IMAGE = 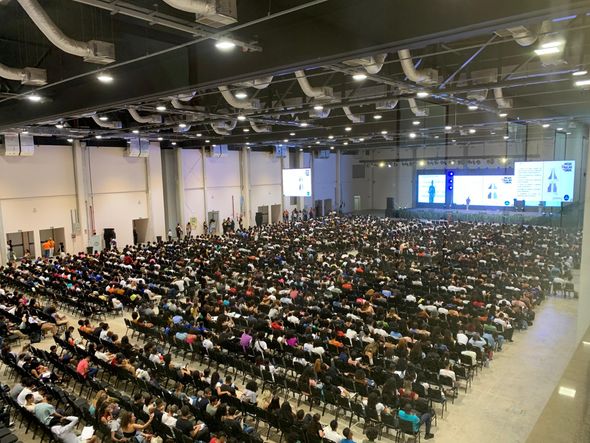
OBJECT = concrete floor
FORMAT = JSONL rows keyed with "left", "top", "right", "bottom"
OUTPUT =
{"left": 2, "top": 293, "right": 580, "bottom": 443}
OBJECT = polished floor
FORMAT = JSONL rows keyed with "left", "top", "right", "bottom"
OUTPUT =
{"left": 2, "top": 293, "right": 580, "bottom": 443}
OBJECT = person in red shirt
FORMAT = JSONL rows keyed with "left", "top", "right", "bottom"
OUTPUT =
{"left": 76, "top": 356, "right": 98, "bottom": 379}
{"left": 210, "top": 432, "right": 227, "bottom": 443}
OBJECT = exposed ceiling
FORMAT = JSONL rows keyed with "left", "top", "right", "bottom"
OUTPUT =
{"left": 0, "top": 0, "right": 589, "bottom": 152}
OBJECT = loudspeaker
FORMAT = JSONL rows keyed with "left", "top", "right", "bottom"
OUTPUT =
{"left": 386, "top": 197, "right": 394, "bottom": 209}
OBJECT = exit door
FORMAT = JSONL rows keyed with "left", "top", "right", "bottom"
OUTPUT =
{"left": 353, "top": 195, "right": 361, "bottom": 212}
{"left": 207, "top": 211, "right": 219, "bottom": 234}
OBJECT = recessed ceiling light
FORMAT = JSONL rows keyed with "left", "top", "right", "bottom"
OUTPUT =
{"left": 243, "top": 128, "right": 250, "bottom": 133}
{"left": 379, "top": 161, "right": 385, "bottom": 168}
{"left": 409, "top": 132, "right": 417, "bottom": 139}
{"left": 27, "top": 94, "right": 42, "bottom": 102}
{"left": 503, "top": 135, "right": 509, "bottom": 140}
{"left": 157, "top": 137, "right": 163, "bottom": 141}
{"left": 246, "top": 142, "right": 250, "bottom": 145}
{"left": 132, "top": 130, "right": 139, "bottom": 134}
{"left": 469, "top": 128, "right": 476, "bottom": 134}
{"left": 283, "top": 139, "right": 289, "bottom": 142}
{"left": 573, "top": 70, "right": 588, "bottom": 76}
{"left": 434, "top": 135, "right": 439, "bottom": 139}
{"left": 444, "top": 126, "right": 452, "bottom": 131}
{"left": 359, "top": 137, "right": 365, "bottom": 142}
{"left": 345, "top": 126, "right": 352, "bottom": 132}
{"left": 290, "top": 132, "right": 295, "bottom": 136}
{"left": 55, "top": 123, "right": 64, "bottom": 129}
{"left": 205, "top": 139, "right": 210, "bottom": 143}
{"left": 418, "top": 160, "right": 425, "bottom": 166}
{"left": 328, "top": 135, "right": 334, "bottom": 139}
{"left": 67, "top": 138, "right": 73, "bottom": 143}
{"left": 95, "top": 135, "right": 102, "bottom": 139}
{"left": 234, "top": 91, "right": 248, "bottom": 99}
{"left": 490, "top": 132, "right": 496, "bottom": 135}
{"left": 542, "top": 124, "right": 550, "bottom": 128}
{"left": 171, "top": 142, "right": 177, "bottom": 146}
{"left": 21, "top": 130, "right": 28, "bottom": 134}
{"left": 416, "top": 91, "right": 429, "bottom": 98}
{"left": 99, "top": 116, "right": 108, "bottom": 121}
{"left": 381, "top": 130, "right": 388, "bottom": 135}
{"left": 156, "top": 105, "right": 166, "bottom": 111}
{"left": 313, "top": 104, "right": 324, "bottom": 111}
{"left": 567, "top": 132, "right": 572, "bottom": 135}
{"left": 352, "top": 73, "right": 368, "bottom": 81}
{"left": 315, "top": 141, "right": 320, "bottom": 144}
{"left": 575, "top": 79, "right": 590, "bottom": 87}
{"left": 468, "top": 105, "right": 479, "bottom": 111}
{"left": 412, "top": 120, "right": 420, "bottom": 126}
{"left": 499, "top": 113, "right": 508, "bottom": 118}
{"left": 330, "top": 146, "right": 335, "bottom": 150}
{"left": 373, "top": 114, "right": 382, "bottom": 120}
{"left": 343, "top": 141, "right": 348, "bottom": 145}
{"left": 179, "top": 123, "right": 187, "bottom": 128}
{"left": 452, "top": 139, "right": 456, "bottom": 142}
{"left": 300, "top": 122, "right": 308, "bottom": 127}
{"left": 237, "top": 115, "right": 246, "bottom": 121}
{"left": 450, "top": 161, "right": 455, "bottom": 165}
{"left": 196, "top": 133, "right": 202, "bottom": 137}
{"left": 97, "top": 73, "right": 113, "bottom": 83}
{"left": 215, "top": 40, "right": 236, "bottom": 51}
{"left": 387, "top": 163, "right": 392, "bottom": 168}
{"left": 501, "top": 157, "right": 507, "bottom": 163}
{"left": 557, "top": 127, "right": 564, "bottom": 131}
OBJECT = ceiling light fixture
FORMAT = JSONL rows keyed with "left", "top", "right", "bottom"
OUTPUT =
{"left": 534, "top": 46, "right": 561, "bottom": 56}
{"left": 444, "top": 126, "right": 452, "bottom": 131}
{"left": 352, "top": 73, "right": 368, "bottom": 81}
{"left": 557, "top": 127, "right": 564, "bottom": 131}
{"left": 503, "top": 135, "right": 509, "bottom": 140}
{"left": 246, "top": 142, "right": 250, "bottom": 145}
{"left": 358, "top": 137, "right": 365, "bottom": 142}
{"left": 373, "top": 114, "right": 382, "bottom": 120}
{"left": 328, "top": 135, "right": 334, "bottom": 139}
{"left": 156, "top": 105, "right": 166, "bottom": 111}
{"left": 412, "top": 120, "right": 420, "bottom": 126}
{"left": 434, "top": 135, "right": 439, "bottom": 139}
{"left": 237, "top": 115, "right": 247, "bottom": 121}
{"left": 575, "top": 79, "right": 590, "bottom": 87}
{"left": 469, "top": 128, "right": 476, "bottom": 134}
{"left": 379, "top": 161, "right": 385, "bottom": 168}
{"left": 97, "top": 73, "right": 113, "bottom": 83}
{"left": 21, "top": 130, "right": 29, "bottom": 134}
{"left": 315, "top": 141, "right": 320, "bottom": 144}
{"left": 409, "top": 132, "right": 417, "bottom": 139}
{"left": 542, "top": 123, "right": 550, "bottom": 128}
{"left": 179, "top": 123, "right": 187, "bottom": 128}
{"left": 299, "top": 148, "right": 303, "bottom": 152}
{"left": 416, "top": 91, "right": 429, "bottom": 98}
{"left": 55, "top": 123, "right": 64, "bottom": 129}
{"left": 343, "top": 141, "right": 348, "bottom": 145}
{"left": 499, "top": 113, "right": 508, "bottom": 118}
{"left": 300, "top": 122, "right": 308, "bottom": 127}
{"left": 290, "top": 132, "right": 295, "bottom": 136}
{"left": 171, "top": 142, "right": 177, "bottom": 146}
{"left": 27, "top": 94, "right": 42, "bottom": 102}
{"left": 573, "top": 70, "right": 588, "bottom": 76}
{"left": 95, "top": 135, "right": 102, "bottom": 139}
{"left": 132, "top": 130, "right": 139, "bottom": 134}
{"left": 196, "top": 133, "right": 202, "bottom": 137}
{"left": 313, "top": 104, "right": 324, "bottom": 111}
{"left": 345, "top": 127, "right": 352, "bottom": 132}
{"left": 99, "top": 116, "right": 108, "bottom": 121}
{"left": 205, "top": 139, "right": 210, "bottom": 143}
{"left": 67, "top": 138, "right": 73, "bottom": 143}
{"left": 501, "top": 157, "right": 508, "bottom": 163}
{"left": 468, "top": 105, "right": 479, "bottom": 111}
{"left": 157, "top": 137, "right": 163, "bottom": 141}
{"left": 234, "top": 91, "right": 248, "bottom": 99}
{"left": 283, "top": 139, "right": 289, "bottom": 142}
{"left": 243, "top": 128, "right": 250, "bottom": 133}
{"left": 418, "top": 160, "right": 425, "bottom": 166}
{"left": 330, "top": 146, "right": 335, "bottom": 150}
{"left": 381, "top": 130, "right": 388, "bottom": 135}
{"left": 215, "top": 40, "right": 236, "bottom": 51}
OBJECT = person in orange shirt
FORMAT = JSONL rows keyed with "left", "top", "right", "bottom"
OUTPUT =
{"left": 48, "top": 238, "right": 55, "bottom": 257}
{"left": 42, "top": 240, "right": 51, "bottom": 258}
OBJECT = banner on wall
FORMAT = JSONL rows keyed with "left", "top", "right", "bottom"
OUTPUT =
{"left": 189, "top": 217, "right": 198, "bottom": 229}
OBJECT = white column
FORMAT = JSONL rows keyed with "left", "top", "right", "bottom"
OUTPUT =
{"left": 297, "top": 150, "right": 305, "bottom": 211}
{"left": 0, "top": 201, "right": 6, "bottom": 265}
{"left": 175, "top": 148, "right": 186, "bottom": 228}
{"left": 146, "top": 142, "right": 167, "bottom": 241}
{"left": 241, "top": 147, "right": 251, "bottom": 227}
{"left": 577, "top": 127, "right": 590, "bottom": 341}
{"left": 72, "top": 140, "right": 90, "bottom": 251}
{"left": 201, "top": 148, "right": 209, "bottom": 234}
{"left": 281, "top": 155, "right": 289, "bottom": 211}
{"left": 335, "top": 150, "right": 341, "bottom": 209}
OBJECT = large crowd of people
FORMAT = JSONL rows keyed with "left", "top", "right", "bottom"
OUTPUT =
{"left": 0, "top": 215, "right": 580, "bottom": 443}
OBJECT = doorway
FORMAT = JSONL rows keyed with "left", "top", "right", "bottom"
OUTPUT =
{"left": 314, "top": 200, "right": 323, "bottom": 217}
{"left": 39, "top": 227, "right": 65, "bottom": 256}
{"left": 6, "top": 231, "right": 35, "bottom": 259}
{"left": 323, "top": 199, "right": 333, "bottom": 214}
{"left": 270, "top": 204, "right": 281, "bottom": 224}
{"left": 353, "top": 195, "right": 361, "bottom": 212}
{"left": 207, "top": 211, "right": 219, "bottom": 234}
{"left": 257, "top": 205, "right": 269, "bottom": 225}
{"left": 132, "top": 219, "right": 149, "bottom": 245}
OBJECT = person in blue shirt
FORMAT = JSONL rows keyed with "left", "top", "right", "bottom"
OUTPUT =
{"left": 340, "top": 427, "right": 356, "bottom": 443}
{"left": 398, "top": 403, "right": 434, "bottom": 439}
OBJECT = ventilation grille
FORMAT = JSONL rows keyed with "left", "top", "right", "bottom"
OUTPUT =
{"left": 352, "top": 164, "right": 366, "bottom": 179}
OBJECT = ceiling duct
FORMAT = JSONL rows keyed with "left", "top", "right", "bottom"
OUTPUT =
{"left": 162, "top": 0, "right": 238, "bottom": 28}
{"left": 342, "top": 106, "right": 365, "bottom": 123}
{"left": 211, "top": 119, "right": 236, "bottom": 135}
{"left": 235, "top": 76, "right": 273, "bottom": 90}
{"left": 249, "top": 120, "right": 271, "bottom": 133}
{"left": 0, "top": 63, "right": 46, "bottom": 85}
{"left": 17, "top": 0, "right": 115, "bottom": 64}
{"left": 375, "top": 99, "right": 399, "bottom": 110}
{"left": 176, "top": 92, "right": 196, "bottom": 102}
{"left": 493, "top": 88, "right": 512, "bottom": 109}
{"left": 91, "top": 114, "right": 122, "bottom": 129}
{"left": 309, "top": 107, "right": 331, "bottom": 118}
{"left": 343, "top": 53, "right": 387, "bottom": 74}
{"left": 407, "top": 98, "right": 428, "bottom": 116}
{"left": 294, "top": 70, "right": 334, "bottom": 99}
{"left": 496, "top": 25, "right": 538, "bottom": 46}
{"left": 128, "top": 108, "right": 162, "bottom": 124}
{"left": 398, "top": 49, "right": 438, "bottom": 85}
{"left": 467, "top": 68, "right": 497, "bottom": 102}
{"left": 536, "top": 21, "right": 566, "bottom": 66}
{"left": 218, "top": 86, "right": 260, "bottom": 110}
{"left": 170, "top": 99, "right": 206, "bottom": 119}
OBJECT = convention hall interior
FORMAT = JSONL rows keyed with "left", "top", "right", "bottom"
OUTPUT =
{"left": 0, "top": 0, "right": 589, "bottom": 442}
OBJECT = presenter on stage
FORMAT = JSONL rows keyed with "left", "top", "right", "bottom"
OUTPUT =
{"left": 428, "top": 180, "right": 436, "bottom": 204}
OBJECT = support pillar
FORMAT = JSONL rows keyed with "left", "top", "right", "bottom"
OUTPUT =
{"left": 146, "top": 142, "right": 166, "bottom": 242}
{"left": 335, "top": 150, "right": 342, "bottom": 210}
{"left": 175, "top": 148, "right": 186, "bottom": 229}
{"left": 241, "top": 147, "right": 251, "bottom": 227}
{"left": 201, "top": 148, "right": 209, "bottom": 234}
{"left": 577, "top": 127, "right": 590, "bottom": 341}
{"left": 72, "top": 140, "right": 90, "bottom": 251}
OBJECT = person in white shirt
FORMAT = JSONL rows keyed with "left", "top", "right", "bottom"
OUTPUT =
{"left": 323, "top": 419, "right": 341, "bottom": 443}
{"left": 439, "top": 362, "right": 456, "bottom": 382}
{"left": 162, "top": 405, "right": 178, "bottom": 428}
{"left": 17, "top": 383, "right": 43, "bottom": 406}
{"left": 51, "top": 416, "right": 97, "bottom": 443}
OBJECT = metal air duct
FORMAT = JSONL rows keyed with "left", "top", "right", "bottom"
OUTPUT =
{"left": 91, "top": 114, "right": 122, "bottom": 129}
{"left": 0, "top": 63, "right": 46, "bottom": 85}
{"left": 128, "top": 108, "right": 163, "bottom": 125}
{"left": 398, "top": 49, "right": 438, "bottom": 85}
{"left": 342, "top": 106, "right": 365, "bottom": 123}
{"left": 294, "top": 70, "right": 333, "bottom": 99}
{"left": 218, "top": 86, "right": 260, "bottom": 110}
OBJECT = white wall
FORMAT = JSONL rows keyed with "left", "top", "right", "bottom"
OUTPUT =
{"left": 249, "top": 151, "right": 282, "bottom": 223}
